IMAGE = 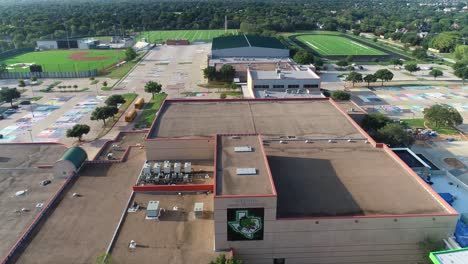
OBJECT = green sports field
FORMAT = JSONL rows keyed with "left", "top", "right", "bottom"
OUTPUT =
{"left": 297, "top": 34, "right": 387, "bottom": 56}
{"left": 0, "top": 49, "right": 125, "bottom": 72}
{"left": 140, "top": 29, "right": 238, "bottom": 43}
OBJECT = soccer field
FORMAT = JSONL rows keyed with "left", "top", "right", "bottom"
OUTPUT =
{"left": 0, "top": 49, "right": 125, "bottom": 72}
{"left": 297, "top": 34, "right": 387, "bottom": 56}
{"left": 140, "top": 29, "right": 238, "bottom": 43}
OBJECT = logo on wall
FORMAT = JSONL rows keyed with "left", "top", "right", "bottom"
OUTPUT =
{"left": 227, "top": 208, "right": 264, "bottom": 241}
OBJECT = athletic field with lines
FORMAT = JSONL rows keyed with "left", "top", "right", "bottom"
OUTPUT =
{"left": 0, "top": 50, "right": 125, "bottom": 72}
{"left": 140, "top": 29, "right": 238, "bottom": 43}
{"left": 297, "top": 34, "right": 387, "bottom": 56}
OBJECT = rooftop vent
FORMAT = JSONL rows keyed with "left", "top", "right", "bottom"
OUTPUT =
{"left": 236, "top": 168, "right": 257, "bottom": 175}
{"left": 234, "top": 146, "right": 253, "bottom": 152}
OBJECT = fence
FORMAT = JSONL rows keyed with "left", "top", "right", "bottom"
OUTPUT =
{"left": 0, "top": 69, "right": 98, "bottom": 79}
{"left": 0, "top": 47, "right": 35, "bottom": 61}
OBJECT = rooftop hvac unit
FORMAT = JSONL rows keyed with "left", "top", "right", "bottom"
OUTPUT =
{"left": 347, "top": 139, "right": 353, "bottom": 142}
{"left": 328, "top": 139, "right": 334, "bottom": 143}
{"left": 146, "top": 200, "right": 160, "bottom": 220}
{"left": 143, "top": 163, "right": 151, "bottom": 175}
{"left": 153, "top": 163, "right": 161, "bottom": 174}
{"left": 164, "top": 161, "right": 171, "bottom": 174}
{"left": 174, "top": 162, "right": 181, "bottom": 173}
{"left": 184, "top": 162, "right": 192, "bottom": 174}
{"left": 194, "top": 202, "right": 204, "bottom": 218}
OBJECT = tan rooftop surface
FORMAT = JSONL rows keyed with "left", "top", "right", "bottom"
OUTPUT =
{"left": 111, "top": 193, "right": 219, "bottom": 264}
{"left": 0, "top": 144, "right": 67, "bottom": 258}
{"left": 17, "top": 148, "right": 145, "bottom": 264}
{"left": 216, "top": 135, "right": 273, "bottom": 196}
{"left": 265, "top": 141, "right": 449, "bottom": 217}
{"left": 150, "top": 100, "right": 365, "bottom": 139}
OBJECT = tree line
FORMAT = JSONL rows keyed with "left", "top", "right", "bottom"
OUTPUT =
{"left": 0, "top": 0, "right": 466, "bottom": 51}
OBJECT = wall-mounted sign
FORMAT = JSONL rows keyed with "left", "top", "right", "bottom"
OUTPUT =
{"left": 227, "top": 208, "right": 264, "bottom": 241}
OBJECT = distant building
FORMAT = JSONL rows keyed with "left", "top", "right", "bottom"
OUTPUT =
{"left": 36, "top": 39, "right": 98, "bottom": 50}
{"left": 246, "top": 65, "right": 321, "bottom": 97}
{"left": 211, "top": 35, "right": 289, "bottom": 58}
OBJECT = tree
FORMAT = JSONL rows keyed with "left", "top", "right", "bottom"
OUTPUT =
{"left": 219, "top": 64, "right": 236, "bottom": 82}
{"left": 331, "top": 90, "right": 351, "bottom": 101}
{"left": 220, "top": 93, "right": 227, "bottom": 99}
{"left": 103, "top": 81, "right": 108, "bottom": 87}
{"left": 125, "top": 47, "right": 137, "bottom": 61}
{"left": 18, "top": 79, "right": 26, "bottom": 87}
{"left": 203, "top": 66, "right": 217, "bottom": 81}
{"left": 404, "top": 63, "right": 420, "bottom": 74}
{"left": 423, "top": 104, "right": 463, "bottom": 128}
{"left": 0, "top": 63, "right": 7, "bottom": 76}
{"left": 363, "top": 74, "right": 377, "bottom": 88}
{"left": 429, "top": 69, "right": 443, "bottom": 80}
{"left": 345, "top": 71, "right": 362, "bottom": 87}
{"left": 31, "top": 76, "right": 38, "bottom": 82}
{"left": 346, "top": 55, "right": 354, "bottom": 63}
{"left": 429, "top": 32, "right": 459, "bottom": 53}
{"left": 96, "top": 253, "right": 112, "bottom": 264}
{"left": 0, "top": 87, "right": 21, "bottom": 107}
{"left": 374, "top": 69, "right": 394, "bottom": 86}
{"left": 91, "top": 106, "right": 115, "bottom": 126}
{"left": 66, "top": 124, "right": 90, "bottom": 141}
{"left": 105, "top": 94, "right": 126, "bottom": 106}
{"left": 376, "top": 123, "right": 415, "bottom": 147}
{"left": 412, "top": 48, "right": 428, "bottom": 60}
{"left": 209, "top": 254, "right": 243, "bottom": 264}
{"left": 361, "top": 113, "right": 391, "bottom": 134}
{"left": 454, "top": 45, "right": 468, "bottom": 61}
{"left": 106, "top": 106, "right": 119, "bottom": 120}
{"left": 336, "top": 60, "right": 348, "bottom": 67}
{"left": 144, "top": 81, "right": 162, "bottom": 98}
{"left": 455, "top": 67, "right": 468, "bottom": 84}
{"left": 389, "top": 58, "right": 403, "bottom": 69}
{"left": 293, "top": 50, "right": 314, "bottom": 64}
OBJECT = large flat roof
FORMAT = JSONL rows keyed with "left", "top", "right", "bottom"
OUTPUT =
{"left": 216, "top": 135, "right": 274, "bottom": 196}
{"left": 149, "top": 99, "right": 365, "bottom": 139}
{"left": 265, "top": 141, "right": 449, "bottom": 217}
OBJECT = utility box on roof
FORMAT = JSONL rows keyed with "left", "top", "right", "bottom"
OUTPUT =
{"left": 146, "top": 200, "right": 160, "bottom": 220}
{"left": 194, "top": 202, "right": 204, "bottom": 218}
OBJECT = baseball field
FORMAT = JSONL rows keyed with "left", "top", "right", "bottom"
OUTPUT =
{"left": 296, "top": 34, "right": 387, "bottom": 56}
{"left": 140, "top": 29, "right": 238, "bottom": 43}
{"left": 0, "top": 49, "right": 125, "bottom": 72}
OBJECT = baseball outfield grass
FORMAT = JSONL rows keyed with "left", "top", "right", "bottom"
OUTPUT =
{"left": 0, "top": 49, "right": 125, "bottom": 72}
{"left": 139, "top": 29, "right": 238, "bottom": 43}
{"left": 297, "top": 34, "right": 387, "bottom": 56}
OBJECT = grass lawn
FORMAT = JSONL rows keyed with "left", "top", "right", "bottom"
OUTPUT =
{"left": 101, "top": 86, "right": 112, "bottom": 91}
{"left": 297, "top": 34, "right": 387, "bottom": 56}
{"left": 103, "top": 52, "right": 145, "bottom": 79}
{"left": 1, "top": 50, "right": 125, "bottom": 72}
{"left": 135, "top": 93, "right": 167, "bottom": 128}
{"left": 139, "top": 29, "right": 238, "bottom": 43}
{"left": 402, "top": 118, "right": 459, "bottom": 135}
{"left": 29, "top": 96, "right": 43, "bottom": 101}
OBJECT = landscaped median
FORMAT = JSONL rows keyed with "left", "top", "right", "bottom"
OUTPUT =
{"left": 402, "top": 118, "right": 459, "bottom": 135}
{"left": 134, "top": 93, "right": 167, "bottom": 129}
{"left": 96, "top": 93, "right": 138, "bottom": 138}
